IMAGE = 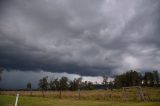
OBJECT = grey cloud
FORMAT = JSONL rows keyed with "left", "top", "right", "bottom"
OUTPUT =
{"left": 0, "top": 0, "right": 160, "bottom": 76}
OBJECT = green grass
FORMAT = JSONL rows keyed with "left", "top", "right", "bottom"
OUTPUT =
{"left": 0, "top": 87, "right": 159, "bottom": 106}
{"left": 1, "top": 87, "right": 160, "bottom": 101}
{"left": 0, "top": 95, "right": 159, "bottom": 106}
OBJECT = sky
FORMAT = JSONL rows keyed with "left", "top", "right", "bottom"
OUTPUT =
{"left": 0, "top": 0, "right": 160, "bottom": 89}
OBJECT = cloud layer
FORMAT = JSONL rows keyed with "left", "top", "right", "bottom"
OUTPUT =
{"left": 0, "top": 0, "right": 160, "bottom": 75}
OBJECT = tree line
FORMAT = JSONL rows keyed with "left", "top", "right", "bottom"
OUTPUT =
{"left": 32, "top": 76, "right": 95, "bottom": 97}
{"left": 37, "top": 76, "right": 95, "bottom": 92}
{"left": 114, "top": 70, "right": 159, "bottom": 88}
{"left": 26, "top": 70, "right": 159, "bottom": 94}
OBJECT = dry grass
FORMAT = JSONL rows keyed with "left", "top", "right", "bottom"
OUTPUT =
{"left": 0, "top": 87, "right": 160, "bottom": 101}
{"left": 1, "top": 95, "right": 160, "bottom": 106}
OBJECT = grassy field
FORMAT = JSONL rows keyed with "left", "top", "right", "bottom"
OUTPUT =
{"left": 0, "top": 87, "right": 160, "bottom": 106}
{"left": 0, "top": 95, "right": 160, "bottom": 106}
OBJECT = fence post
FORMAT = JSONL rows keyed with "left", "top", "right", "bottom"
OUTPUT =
{"left": 15, "top": 93, "right": 19, "bottom": 106}
{"left": 138, "top": 86, "right": 145, "bottom": 101}
{"left": 78, "top": 88, "right": 80, "bottom": 99}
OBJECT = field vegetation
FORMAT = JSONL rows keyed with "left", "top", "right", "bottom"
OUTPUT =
{"left": 1, "top": 95, "right": 160, "bottom": 106}
{"left": 0, "top": 87, "right": 160, "bottom": 101}
{"left": 0, "top": 87, "right": 160, "bottom": 106}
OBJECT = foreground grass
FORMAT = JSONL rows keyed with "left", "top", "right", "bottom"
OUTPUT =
{"left": 0, "top": 95, "right": 160, "bottom": 106}
{"left": 0, "top": 87, "right": 160, "bottom": 106}
{"left": 1, "top": 87, "right": 160, "bottom": 101}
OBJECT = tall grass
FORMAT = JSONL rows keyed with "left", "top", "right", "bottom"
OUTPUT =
{"left": 0, "top": 87, "right": 160, "bottom": 101}
{"left": 0, "top": 95, "right": 160, "bottom": 106}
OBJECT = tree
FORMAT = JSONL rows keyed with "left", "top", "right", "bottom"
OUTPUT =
{"left": 54, "top": 78, "right": 60, "bottom": 90}
{"left": 153, "top": 70, "right": 159, "bottom": 86}
{"left": 59, "top": 76, "right": 68, "bottom": 98}
{"left": 38, "top": 76, "right": 48, "bottom": 97}
{"left": 114, "top": 75, "right": 124, "bottom": 88}
{"left": 81, "top": 81, "right": 88, "bottom": 90}
{"left": 27, "top": 82, "right": 32, "bottom": 89}
{"left": 125, "top": 70, "right": 142, "bottom": 86}
{"left": 108, "top": 81, "right": 114, "bottom": 90}
{"left": 86, "top": 81, "right": 95, "bottom": 90}
{"left": 27, "top": 82, "right": 32, "bottom": 96}
{"left": 59, "top": 76, "right": 69, "bottom": 90}
{"left": 114, "top": 70, "right": 142, "bottom": 88}
{"left": 49, "top": 79, "right": 56, "bottom": 90}
{"left": 144, "top": 72, "right": 154, "bottom": 86}
{"left": 102, "top": 75, "right": 108, "bottom": 90}
{"left": 69, "top": 78, "right": 79, "bottom": 91}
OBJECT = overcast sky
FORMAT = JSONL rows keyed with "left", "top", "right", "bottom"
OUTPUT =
{"left": 0, "top": 0, "right": 160, "bottom": 88}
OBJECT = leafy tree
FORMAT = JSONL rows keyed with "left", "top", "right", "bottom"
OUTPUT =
{"left": 59, "top": 77, "right": 69, "bottom": 90}
{"left": 108, "top": 81, "right": 114, "bottom": 90}
{"left": 102, "top": 75, "right": 108, "bottom": 89}
{"left": 86, "top": 81, "right": 95, "bottom": 90}
{"left": 27, "top": 82, "right": 32, "bottom": 89}
{"left": 69, "top": 78, "right": 79, "bottom": 91}
{"left": 144, "top": 72, "right": 154, "bottom": 86}
{"left": 153, "top": 70, "right": 159, "bottom": 86}
{"left": 114, "top": 70, "right": 142, "bottom": 88}
{"left": 143, "top": 71, "right": 159, "bottom": 87}
{"left": 126, "top": 70, "right": 142, "bottom": 86}
{"left": 38, "top": 76, "right": 48, "bottom": 97}
{"left": 58, "top": 76, "right": 69, "bottom": 98}
{"left": 69, "top": 77, "right": 82, "bottom": 90}
{"left": 54, "top": 78, "right": 60, "bottom": 90}
{"left": 27, "top": 82, "right": 32, "bottom": 96}
{"left": 49, "top": 79, "right": 56, "bottom": 90}
{"left": 114, "top": 75, "right": 124, "bottom": 88}
{"left": 81, "top": 81, "right": 88, "bottom": 90}
{"left": 81, "top": 81, "right": 95, "bottom": 90}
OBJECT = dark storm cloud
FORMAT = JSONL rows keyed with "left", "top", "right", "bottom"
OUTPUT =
{"left": 0, "top": 0, "right": 160, "bottom": 76}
